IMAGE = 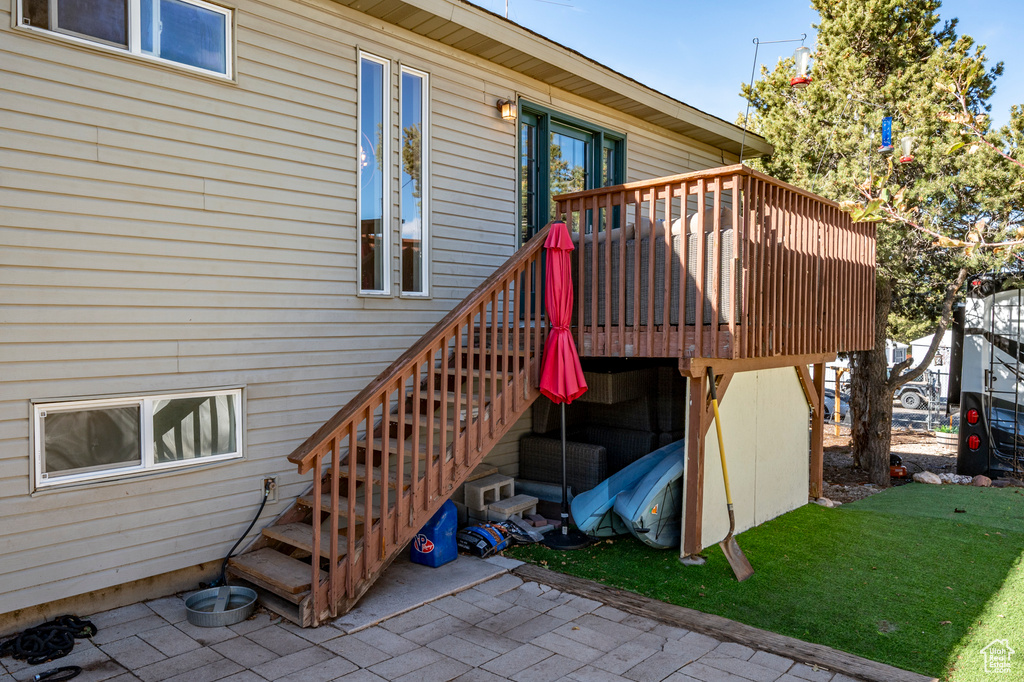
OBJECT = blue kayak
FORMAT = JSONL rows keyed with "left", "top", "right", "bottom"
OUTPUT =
{"left": 570, "top": 438, "right": 686, "bottom": 538}
{"left": 612, "top": 444, "right": 686, "bottom": 549}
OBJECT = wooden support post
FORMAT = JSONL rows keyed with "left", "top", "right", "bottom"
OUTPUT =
{"left": 682, "top": 371, "right": 707, "bottom": 557}
{"left": 810, "top": 362, "right": 825, "bottom": 499}
{"left": 794, "top": 363, "right": 826, "bottom": 499}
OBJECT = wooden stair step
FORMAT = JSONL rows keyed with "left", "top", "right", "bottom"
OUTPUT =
{"left": 262, "top": 522, "right": 348, "bottom": 558}
{"left": 227, "top": 548, "right": 311, "bottom": 598}
{"left": 298, "top": 495, "right": 380, "bottom": 519}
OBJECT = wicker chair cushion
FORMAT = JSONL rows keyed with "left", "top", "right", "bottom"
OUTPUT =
{"left": 519, "top": 435, "right": 607, "bottom": 493}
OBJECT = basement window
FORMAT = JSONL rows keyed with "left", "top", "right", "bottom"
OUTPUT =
{"left": 18, "top": 0, "right": 233, "bottom": 77}
{"left": 33, "top": 388, "right": 243, "bottom": 490}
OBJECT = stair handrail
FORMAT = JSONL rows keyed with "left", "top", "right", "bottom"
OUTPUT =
{"left": 287, "top": 223, "right": 553, "bottom": 475}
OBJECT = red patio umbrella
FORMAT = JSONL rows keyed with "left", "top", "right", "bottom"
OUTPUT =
{"left": 538, "top": 222, "right": 589, "bottom": 549}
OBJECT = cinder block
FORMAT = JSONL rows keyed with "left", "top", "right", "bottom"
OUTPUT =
{"left": 486, "top": 494, "right": 538, "bottom": 521}
{"left": 464, "top": 473, "right": 514, "bottom": 511}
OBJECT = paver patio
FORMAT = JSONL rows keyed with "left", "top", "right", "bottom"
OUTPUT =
{"left": 1, "top": 570, "right": 874, "bottom": 682}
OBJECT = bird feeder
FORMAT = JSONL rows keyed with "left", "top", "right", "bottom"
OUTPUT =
{"left": 878, "top": 116, "right": 894, "bottom": 155}
{"left": 790, "top": 46, "right": 813, "bottom": 88}
{"left": 898, "top": 136, "right": 915, "bottom": 164}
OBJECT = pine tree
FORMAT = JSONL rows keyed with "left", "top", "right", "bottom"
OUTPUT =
{"left": 742, "top": 0, "right": 1019, "bottom": 484}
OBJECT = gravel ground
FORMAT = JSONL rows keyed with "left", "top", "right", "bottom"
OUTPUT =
{"left": 821, "top": 430, "right": 958, "bottom": 504}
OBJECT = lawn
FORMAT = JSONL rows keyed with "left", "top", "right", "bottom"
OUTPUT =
{"left": 506, "top": 484, "right": 1024, "bottom": 680}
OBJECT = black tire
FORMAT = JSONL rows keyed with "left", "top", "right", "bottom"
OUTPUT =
{"left": 900, "top": 391, "right": 923, "bottom": 410}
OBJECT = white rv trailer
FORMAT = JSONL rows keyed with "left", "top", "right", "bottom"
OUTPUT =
{"left": 954, "top": 278, "right": 1024, "bottom": 476}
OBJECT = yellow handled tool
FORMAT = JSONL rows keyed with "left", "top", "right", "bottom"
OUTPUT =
{"left": 707, "top": 367, "right": 754, "bottom": 582}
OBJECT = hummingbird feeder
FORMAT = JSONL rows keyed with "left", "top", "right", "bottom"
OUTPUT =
{"left": 898, "top": 136, "right": 915, "bottom": 164}
{"left": 790, "top": 46, "right": 813, "bottom": 88}
{"left": 878, "top": 116, "right": 894, "bottom": 155}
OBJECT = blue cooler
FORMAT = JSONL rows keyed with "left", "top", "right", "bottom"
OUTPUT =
{"left": 410, "top": 500, "right": 457, "bottom": 567}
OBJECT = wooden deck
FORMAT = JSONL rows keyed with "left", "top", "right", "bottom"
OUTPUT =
{"left": 231, "top": 165, "right": 877, "bottom": 624}
{"left": 556, "top": 164, "right": 875, "bottom": 374}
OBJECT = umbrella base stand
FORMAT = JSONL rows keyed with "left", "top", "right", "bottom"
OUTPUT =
{"left": 543, "top": 527, "right": 590, "bottom": 550}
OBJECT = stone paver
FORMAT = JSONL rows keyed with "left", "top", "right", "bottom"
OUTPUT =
{"left": 3, "top": 569, "right": 880, "bottom": 682}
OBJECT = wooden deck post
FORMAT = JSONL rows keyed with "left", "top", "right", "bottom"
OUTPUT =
{"left": 810, "top": 362, "right": 825, "bottom": 498}
{"left": 682, "top": 370, "right": 707, "bottom": 557}
{"left": 796, "top": 363, "right": 826, "bottom": 499}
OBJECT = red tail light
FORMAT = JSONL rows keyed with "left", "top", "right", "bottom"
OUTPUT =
{"left": 966, "top": 409, "right": 980, "bottom": 425}
{"left": 968, "top": 434, "right": 981, "bottom": 451}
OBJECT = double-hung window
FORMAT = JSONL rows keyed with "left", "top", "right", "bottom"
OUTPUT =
{"left": 358, "top": 53, "right": 430, "bottom": 295}
{"left": 33, "top": 388, "right": 243, "bottom": 490}
{"left": 19, "top": 0, "right": 233, "bottom": 77}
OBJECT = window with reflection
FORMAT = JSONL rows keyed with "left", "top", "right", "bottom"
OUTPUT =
{"left": 359, "top": 54, "right": 388, "bottom": 293}
{"left": 401, "top": 67, "right": 428, "bottom": 295}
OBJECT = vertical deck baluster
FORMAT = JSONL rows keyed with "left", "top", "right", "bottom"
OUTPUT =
{"left": 645, "top": 188, "right": 656, "bottom": 357}
{"left": 410, "top": 357, "right": 423, "bottom": 524}
{"left": 782, "top": 188, "right": 794, "bottom": 356}
{"left": 377, "top": 392, "right": 388, "bottom": 565}
{"left": 729, "top": 174, "right": 741, "bottom": 359}
{"left": 662, "top": 182, "right": 673, "bottom": 357}
{"left": 710, "top": 177, "right": 722, "bottom": 358}
{"left": 476, "top": 302, "right": 486, "bottom": 456}
{"left": 571, "top": 202, "right": 583, "bottom": 353}
{"left": 758, "top": 179, "right": 769, "bottom": 356}
{"left": 346, "top": 422, "right": 357, "bottom": 596}
{"left": 589, "top": 194, "right": 599, "bottom": 354}
{"left": 490, "top": 289, "right": 499, "bottom": 438}
{"left": 311, "top": 450, "right": 323, "bottom": 620}
{"left": 631, "top": 191, "right": 641, "bottom": 355}
{"left": 676, "top": 181, "right": 690, "bottom": 357}
{"left": 422, "top": 354, "right": 434, "bottom": 512}
{"left": 694, "top": 178, "right": 706, "bottom": 360}
{"left": 796, "top": 194, "right": 807, "bottom": 356}
{"left": 534, "top": 253, "right": 543, "bottom": 386}
{"left": 512, "top": 268, "right": 522, "bottom": 410}
{"left": 451, "top": 323, "right": 461, "bottom": 474}
{"left": 601, "top": 193, "right": 611, "bottom": 355}
{"left": 617, "top": 190, "right": 627, "bottom": 355}
{"left": 500, "top": 281, "right": 509, "bottom": 426}
{"left": 361, "top": 406, "right": 372, "bottom": 583}
{"left": 393, "top": 380, "right": 404, "bottom": 548}
{"left": 327, "top": 436, "right": 338, "bottom": 615}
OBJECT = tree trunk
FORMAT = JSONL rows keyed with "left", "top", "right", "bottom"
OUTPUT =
{"left": 850, "top": 277, "right": 896, "bottom": 487}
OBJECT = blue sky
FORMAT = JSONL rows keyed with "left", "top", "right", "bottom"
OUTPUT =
{"left": 468, "top": 0, "right": 1022, "bottom": 129}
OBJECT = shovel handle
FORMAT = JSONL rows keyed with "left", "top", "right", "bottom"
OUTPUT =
{"left": 706, "top": 368, "right": 732, "bottom": 507}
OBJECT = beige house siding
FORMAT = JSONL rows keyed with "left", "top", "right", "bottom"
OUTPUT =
{"left": 696, "top": 368, "right": 811, "bottom": 551}
{"left": 0, "top": 0, "right": 739, "bottom": 616}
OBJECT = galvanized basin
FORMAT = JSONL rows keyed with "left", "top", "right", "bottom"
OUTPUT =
{"left": 184, "top": 586, "right": 257, "bottom": 627}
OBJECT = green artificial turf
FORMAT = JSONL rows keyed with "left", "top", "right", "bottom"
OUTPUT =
{"left": 506, "top": 484, "right": 1024, "bottom": 680}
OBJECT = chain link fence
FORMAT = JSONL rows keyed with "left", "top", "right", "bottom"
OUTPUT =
{"left": 822, "top": 366, "right": 958, "bottom": 434}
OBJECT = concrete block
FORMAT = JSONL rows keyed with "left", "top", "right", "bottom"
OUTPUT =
{"left": 464, "top": 474, "right": 515, "bottom": 510}
{"left": 486, "top": 494, "right": 539, "bottom": 521}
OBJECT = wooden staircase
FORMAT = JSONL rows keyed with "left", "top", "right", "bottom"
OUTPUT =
{"left": 226, "top": 225, "right": 552, "bottom": 626}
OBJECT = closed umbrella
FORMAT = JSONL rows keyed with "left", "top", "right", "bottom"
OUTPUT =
{"left": 539, "top": 222, "right": 590, "bottom": 550}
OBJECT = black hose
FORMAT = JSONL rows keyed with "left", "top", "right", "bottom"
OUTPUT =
{"left": 0, "top": 616, "right": 95, "bottom": 666}
{"left": 218, "top": 487, "right": 270, "bottom": 586}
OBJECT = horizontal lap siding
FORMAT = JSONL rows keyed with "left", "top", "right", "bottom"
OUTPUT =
{"left": 0, "top": 0, "right": 736, "bottom": 616}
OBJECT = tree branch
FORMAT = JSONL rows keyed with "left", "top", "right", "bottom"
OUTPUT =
{"left": 887, "top": 266, "right": 970, "bottom": 390}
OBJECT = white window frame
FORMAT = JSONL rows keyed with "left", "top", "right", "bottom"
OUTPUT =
{"left": 15, "top": 0, "right": 234, "bottom": 79}
{"left": 33, "top": 387, "right": 243, "bottom": 490}
{"left": 399, "top": 65, "right": 430, "bottom": 297}
{"left": 357, "top": 50, "right": 392, "bottom": 296}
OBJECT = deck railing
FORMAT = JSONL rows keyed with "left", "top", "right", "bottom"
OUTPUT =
{"left": 285, "top": 225, "right": 549, "bottom": 623}
{"left": 555, "top": 165, "right": 876, "bottom": 361}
